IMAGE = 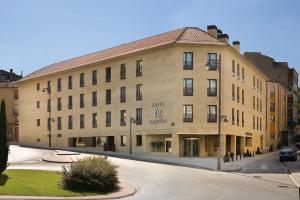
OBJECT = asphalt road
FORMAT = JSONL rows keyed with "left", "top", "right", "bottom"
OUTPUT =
{"left": 7, "top": 146, "right": 298, "bottom": 200}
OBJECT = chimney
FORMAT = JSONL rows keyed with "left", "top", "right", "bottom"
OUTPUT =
{"left": 217, "top": 29, "right": 222, "bottom": 37}
{"left": 207, "top": 25, "right": 218, "bottom": 38}
{"left": 232, "top": 41, "right": 240, "bottom": 52}
{"left": 218, "top": 34, "right": 229, "bottom": 44}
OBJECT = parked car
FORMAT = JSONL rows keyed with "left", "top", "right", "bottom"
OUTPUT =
{"left": 279, "top": 148, "right": 297, "bottom": 162}
{"left": 294, "top": 142, "right": 300, "bottom": 150}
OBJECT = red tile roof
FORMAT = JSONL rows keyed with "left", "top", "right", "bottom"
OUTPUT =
{"left": 20, "top": 27, "right": 226, "bottom": 82}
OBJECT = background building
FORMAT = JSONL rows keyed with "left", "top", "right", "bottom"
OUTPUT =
{"left": 0, "top": 69, "right": 22, "bottom": 142}
{"left": 18, "top": 26, "right": 288, "bottom": 157}
{"left": 245, "top": 52, "right": 298, "bottom": 146}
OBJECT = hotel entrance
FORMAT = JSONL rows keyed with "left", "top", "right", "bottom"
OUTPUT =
{"left": 183, "top": 138, "right": 200, "bottom": 157}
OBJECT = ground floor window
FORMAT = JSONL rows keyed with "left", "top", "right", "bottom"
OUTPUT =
{"left": 136, "top": 135, "right": 142, "bottom": 146}
{"left": 183, "top": 138, "right": 199, "bottom": 157}
{"left": 121, "top": 135, "right": 126, "bottom": 146}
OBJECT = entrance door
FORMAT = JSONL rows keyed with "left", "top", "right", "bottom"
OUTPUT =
{"left": 165, "top": 139, "right": 172, "bottom": 152}
{"left": 236, "top": 137, "right": 241, "bottom": 154}
{"left": 183, "top": 138, "right": 199, "bottom": 157}
{"left": 107, "top": 136, "right": 115, "bottom": 151}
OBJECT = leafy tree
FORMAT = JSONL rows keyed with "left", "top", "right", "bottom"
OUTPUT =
{"left": 0, "top": 100, "right": 9, "bottom": 174}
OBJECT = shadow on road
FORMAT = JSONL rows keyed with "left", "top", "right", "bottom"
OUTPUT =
{"left": 0, "top": 174, "right": 9, "bottom": 186}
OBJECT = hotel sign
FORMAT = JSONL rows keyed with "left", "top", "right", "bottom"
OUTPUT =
{"left": 150, "top": 101, "right": 167, "bottom": 124}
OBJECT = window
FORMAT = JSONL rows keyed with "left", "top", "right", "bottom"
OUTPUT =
{"left": 207, "top": 105, "right": 217, "bottom": 122}
{"left": 121, "top": 135, "right": 126, "bottom": 146}
{"left": 136, "top": 84, "right": 142, "bottom": 100}
{"left": 80, "top": 114, "right": 84, "bottom": 129}
{"left": 242, "top": 112, "right": 244, "bottom": 127}
{"left": 207, "top": 79, "right": 217, "bottom": 96}
{"left": 270, "top": 102, "right": 275, "bottom": 112}
{"left": 37, "top": 101, "right": 40, "bottom": 109}
{"left": 92, "top": 91, "right": 97, "bottom": 106}
{"left": 14, "top": 89, "right": 18, "bottom": 100}
{"left": 136, "top": 135, "right": 142, "bottom": 146}
{"left": 237, "top": 64, "right": 240, "bottom": 78}
{"left": 106, "top": 112, "right": 111, "bottom": 127}
{"left": 106, "top": 89, "right": 111, "bottom": 104}
{"left": 47, "top": 81, "right": 51, "bottom": 94}
{"left": 37, "top": 119, "right": 40, "bottom": 126}
{"left": 92, "top": 113, "right": 97, "bottom": 128}
{"left": 242, "top": 68, "right": 245, "bottom": 81}
{"left": 106, "top": 67, "right": 111, "bottom": 82}
{"left": 232, "top": 84, "right": 235, "bottom": 100}
{"left": 37, "top": 83, "right": 40, "bottom": 91}
{"left": 68, "top": 115, "right": 73, "bottom": 129}
{"left": 232, "top": 108, "right": 235, "bottom": 125}
{"left": 183, "top": 105, "right": 193, "bottom": 122}
{"left": 253, "top": 96, "right": 255, "bottom": 110}
{"left": 183, "top": 78, "right": 193, "bottom": 96}
{"left": 242, "top": 89, "right": 244, "bottom": 105}
{"left": 47, "top": 99, "right": 51, "bottom": 112}
{"left": 92, "top": 70, "right": 97, "bottom": 85}
{"left": 57, "top": 78, "right": 61, "bottom": 92}
{"left": 80, "top": 94, "right": 84, "bottom": 108}
{"left": 207, "top": 53, "right": 218, "bottom": 69}
{"left": 120, "top": 87, "right": 126, "bottom": 103}
{"left": 237, "top": 110, "right": 239, "bottom": 126}
{"left": 253, "top": 116, "right": 255, "bottom": 129}
{"left": 232, "top": 60, "right": 235, "bottom": 76}
{"left": 257, "top": 98, "right": 259, "bottom": 111}
{"left": 120, "top": 110, "right": 126, "bottom": 126}
{"left": 183, "top": 52, "right": 193, "bottom": 70}
{"left": 68, "top": 96, "right": 73, "bottom": 109}
{"left": 57, "top": 97, "right": 62, "bottom": 111}
{"left": 237, "top": 87, "right": 240, "bottom": 103}
{"left": 80, "top": 73, "right": 84, "bottom": 87}
{"left": 136, "top": 108, "right": 142, "bottom": 125}
{"left": 136, "top": 60, "right": 142, "bottom": 77}
{"left": 253, "top": 76, "right": 255, "bottom": 89}
{"left": 257, "top": 79, "right": 259, "bottom": 90}
{"left": 47, "top": 118, "right": 51, "bottom": 131}
{"left": 120, "top": 64, "right": 126, "bottom": 80}
{"left": 68, "top": 76, "right": 72, "bottom": 89}
{"left": 57, "top": 117, "right": 62, "bottom": 130}
{"left": 260, "top": 80, "right": 262, "bottom": 93}
{"left": 260, "top": 118, "right": 262, "bottom": 131}
{"left": 257, "top": 116, "right": 259, "bottom": 130}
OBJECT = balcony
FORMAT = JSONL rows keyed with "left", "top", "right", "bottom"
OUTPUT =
{"left": 207, "top": 88, "right": 217, "bottom": 96}
{"left": 183, "top": 117, "right": 193, "bottom": 122}
{"left": 183, "top": 61, "right": 193, "bottom": 70}
{"left": 207, "top": 117, "right": 217, "bottom": 123}
{"left": 206, "top": 59, "right": 219, "bottom": 70}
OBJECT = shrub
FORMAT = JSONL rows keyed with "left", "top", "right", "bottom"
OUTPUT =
{"left": 61, "top": 156, "right": 119, "bottom": 193}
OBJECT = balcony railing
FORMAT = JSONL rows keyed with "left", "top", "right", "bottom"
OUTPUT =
{"left": 206, "top": 59, "right": 220, "bottom": 70}
{"left": 207, "top": 88, "right": 217, "bottom": 96}
{"left": 207, "top": 117, "right": 217, "bottom": 123}
{"left": 183, "top": 61, "right": 193, "bottom": 70}
{"left": 183, "top": 117, "right": 193, "bottom": 122}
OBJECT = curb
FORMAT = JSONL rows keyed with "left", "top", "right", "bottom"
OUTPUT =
{"left": 20, "top": 144, "right": 274, "bottom": 173}
{"left": 0, "top": 182, "right": 137, "bottom": 200}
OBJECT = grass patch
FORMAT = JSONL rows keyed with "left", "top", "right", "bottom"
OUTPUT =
{"left": 0, "top": 169, "right": 105, "bottom": 196}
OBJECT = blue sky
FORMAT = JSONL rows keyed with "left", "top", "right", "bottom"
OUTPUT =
{"left": 0, "top": 0, "right": 299, "bottom": 76}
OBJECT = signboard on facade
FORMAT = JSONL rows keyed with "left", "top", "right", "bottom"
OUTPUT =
{"left": 150, "top": 101, "right": 167, "bottom": 124}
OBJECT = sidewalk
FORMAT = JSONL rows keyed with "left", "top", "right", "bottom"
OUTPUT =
{"left": 41, "top": 146, "right": 279, "bottom": 172}
{"left": 283, "top": 151, "right": 300, "bottom": 187}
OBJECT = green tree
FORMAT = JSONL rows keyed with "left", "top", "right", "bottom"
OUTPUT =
{"left": 0, "top": 100, "right": 9, "bottom": 174}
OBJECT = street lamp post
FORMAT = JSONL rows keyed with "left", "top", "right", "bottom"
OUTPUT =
{"left": 207, "top": 54, "right": 227, "bottom": 171}
{"left": 42, "top": 88, "right": 51, "bottom": 148}
{"left": 129, "top": 116, "right": 136, "bottom": 155}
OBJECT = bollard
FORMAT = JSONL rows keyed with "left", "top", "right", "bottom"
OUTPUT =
{"left": 240, "top": 154, "right": 242, "bottom": 160}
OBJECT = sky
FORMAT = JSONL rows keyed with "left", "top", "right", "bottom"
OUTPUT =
{"left": 0, "top": 0, "right": 300, "bottom": 76}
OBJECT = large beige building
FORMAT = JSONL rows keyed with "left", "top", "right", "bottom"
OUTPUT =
{"left": 0, "top": 69, "right": 22, "bottom": 142}
{"left": 18, "top": 25, "right": 286, "bottom": 157}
